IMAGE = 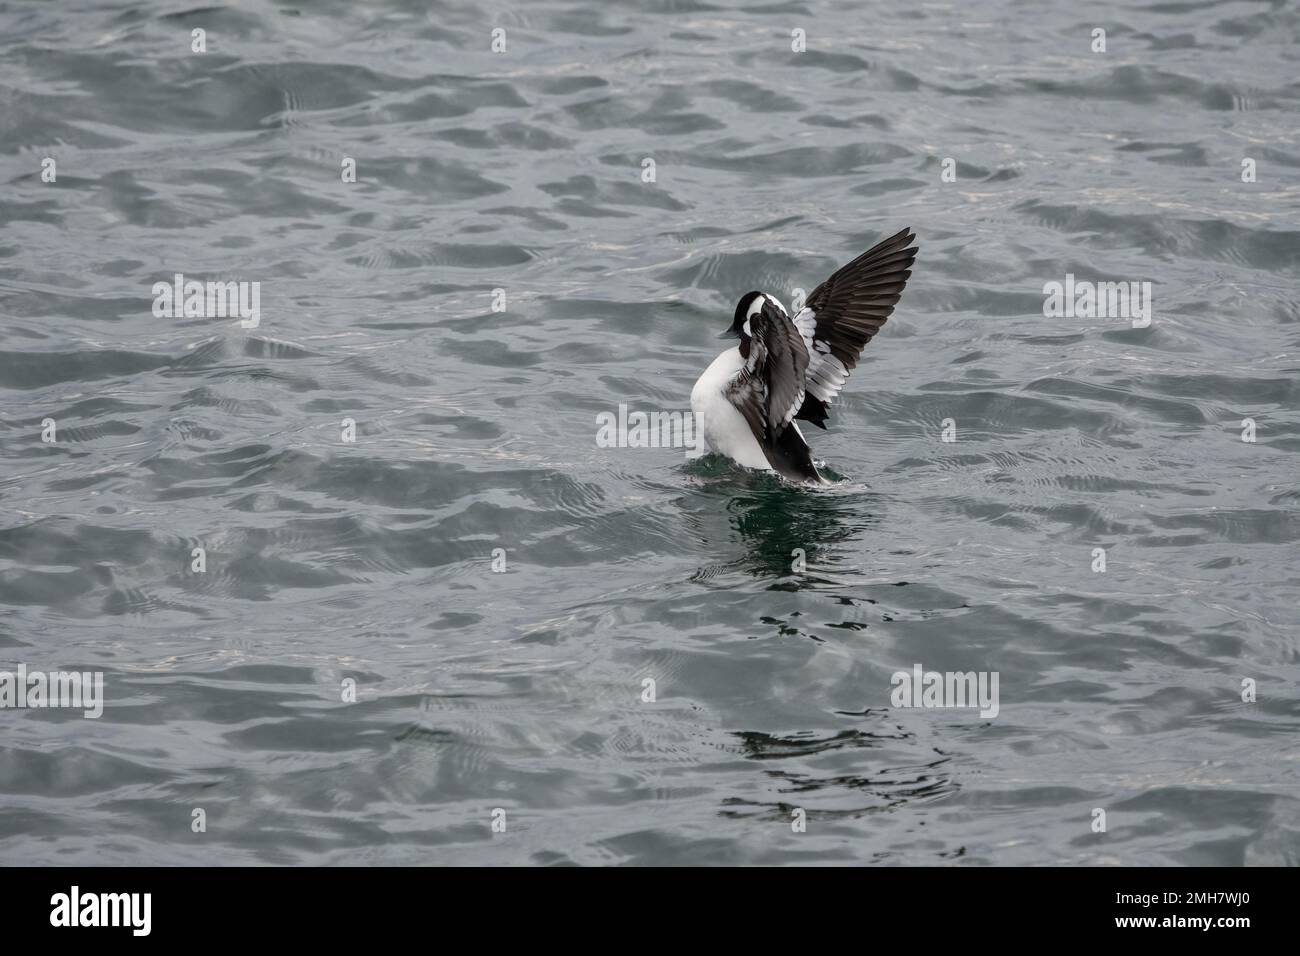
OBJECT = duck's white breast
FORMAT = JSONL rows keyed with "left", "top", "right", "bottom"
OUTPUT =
{"left": 690, "top": 347, "right": 773, "bottom": 471}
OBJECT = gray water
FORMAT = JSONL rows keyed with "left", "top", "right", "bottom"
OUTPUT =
{"left": 1, "top": 0, "right": 1298, "bottom": 866}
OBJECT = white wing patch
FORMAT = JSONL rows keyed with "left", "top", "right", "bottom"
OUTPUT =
{"left": 793, "top": 306, "right": 850, "bottom": 405}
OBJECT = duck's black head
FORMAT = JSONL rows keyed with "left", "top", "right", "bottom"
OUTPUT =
{"left": 720, "top": 290, "right": 764, "bottom": 340}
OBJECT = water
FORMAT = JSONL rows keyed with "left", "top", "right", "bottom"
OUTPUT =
{"left": 1, "top": 0, "right": 1298, "bottom": 866}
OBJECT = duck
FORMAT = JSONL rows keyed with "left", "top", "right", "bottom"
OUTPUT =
{"left": 689, "top": 227, "right": 918, "bottom": 482}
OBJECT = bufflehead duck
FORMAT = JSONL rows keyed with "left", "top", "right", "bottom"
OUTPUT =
{"left": 690, "top": 228, "right": 918, "bottom": 483}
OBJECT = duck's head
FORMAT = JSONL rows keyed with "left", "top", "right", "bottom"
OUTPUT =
{"left": 719, "top": 290, "right": 767, "bottom": 341}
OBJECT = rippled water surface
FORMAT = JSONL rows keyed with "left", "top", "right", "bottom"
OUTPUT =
{"left": 2, "top": 0, "right": 1299, "bottom": 865}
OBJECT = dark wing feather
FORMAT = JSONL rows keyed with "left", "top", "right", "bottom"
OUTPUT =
{"left": 724, "top": 298, "right": 808, "bottom": 447}
{"left": 793, "top": 228, "right": 918, "bottom": 427}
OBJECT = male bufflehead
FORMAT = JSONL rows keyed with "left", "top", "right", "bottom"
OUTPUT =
{"left": 690, "top": 228, "right": 918, "bottom": 483}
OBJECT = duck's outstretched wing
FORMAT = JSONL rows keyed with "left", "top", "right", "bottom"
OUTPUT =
{"left": 723, "top": 298, "right": 821, "bottom": 482}
{"left": 792, "top": 227, "right": 918, "bottom": 428}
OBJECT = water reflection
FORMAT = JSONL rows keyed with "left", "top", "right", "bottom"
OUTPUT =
{"left": 682, "top": 456, "right": 880, "bottom": 579}
{"left": 723, "top": 729, "right": 959, "bottom": 817}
